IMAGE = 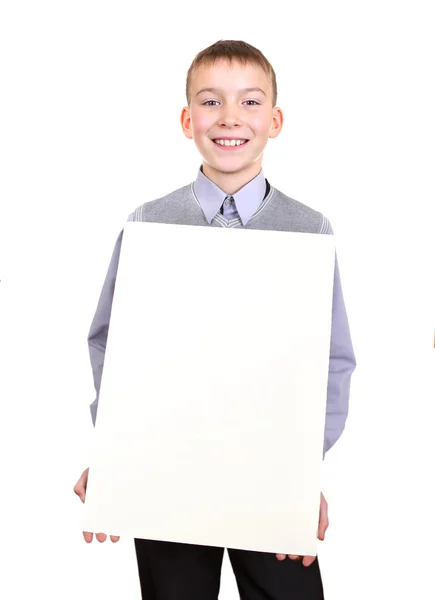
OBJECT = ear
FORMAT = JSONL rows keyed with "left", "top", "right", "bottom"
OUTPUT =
{"left": 180, "top": 106, "right": 193, "bottom": 139}
{"left": 269, "top": 106, "right": 284, "bottom": 139}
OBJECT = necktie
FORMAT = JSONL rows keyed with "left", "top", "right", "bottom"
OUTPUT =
{"left": 220, "top": 195, "right": 234, "bottom": 215}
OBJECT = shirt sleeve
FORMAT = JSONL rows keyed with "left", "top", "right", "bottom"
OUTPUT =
{"left": 87, "top": 213, "right": 135, "bottom": 426}
{"left": 322, "top": 218, "right": 357, "bottom": 458}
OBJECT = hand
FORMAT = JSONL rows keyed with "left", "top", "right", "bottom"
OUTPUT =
{"left": 276, "top": 492, "right": 329, "bottom": 567}
{"left": 73, "top": 467, "right": 120, "bottom": 544}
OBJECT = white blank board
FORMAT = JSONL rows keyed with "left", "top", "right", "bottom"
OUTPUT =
{"left": 82, "top": 221, "right": 336, "bottom": 556}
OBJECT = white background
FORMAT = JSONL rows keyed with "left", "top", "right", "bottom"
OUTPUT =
{"left": 1, "top": 1, "right": 434, "bottom": 599}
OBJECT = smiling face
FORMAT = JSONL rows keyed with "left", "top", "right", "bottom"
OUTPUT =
{"left": 181, "top": 58, "right": 283, "bottom": 194}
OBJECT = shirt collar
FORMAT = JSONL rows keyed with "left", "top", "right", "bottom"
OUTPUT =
{"left": 193, "top": 165, "right": 267, "bottom": 226}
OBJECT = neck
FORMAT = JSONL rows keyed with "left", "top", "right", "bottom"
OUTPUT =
{"left": 201, "top": 160, "right": 262, "bottom": 195}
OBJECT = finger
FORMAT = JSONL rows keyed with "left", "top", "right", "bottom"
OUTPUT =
{"left": 317, "top": 496, "right": 329, "bottom": 539}
{"left": 288, "top": 555, "right": 302, "bottom": 561}
{"left": 73, "top": 484, "right": 83, "bottom": 497}
{"left": 110, "top": 536, "right": 120, "bottom": 543}
{"left": 96, "top": 533, "right": 107, "bottom": 542}
{"left": 83, "top": 531, "right": 93, "bottom": 543}
{"left": 276, "top": 554, "right": 286, "bottom": 560}
{"left": 73, "top": 485, "right": 86, "bottom": 503}
{"left": 317, "top": 499, "right": 329, "bottom": 539}
{"left": 302, "top": 555, "right": 317, "bottom": 567}
{"left": 318, "top": 516, "right": 329, "bottom": 540}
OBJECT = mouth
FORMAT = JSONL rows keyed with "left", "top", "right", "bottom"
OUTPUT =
{"left": 211, "top": 139, "right": 250, "bottom": 151}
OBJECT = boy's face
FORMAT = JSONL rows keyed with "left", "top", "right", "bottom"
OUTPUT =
{"left": 181, "top": 59, "right": 283, "bottom": 194}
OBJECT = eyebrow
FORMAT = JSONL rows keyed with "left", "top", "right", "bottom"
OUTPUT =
{"left": 195, "top": 87, "right": 267, "bottom": 97}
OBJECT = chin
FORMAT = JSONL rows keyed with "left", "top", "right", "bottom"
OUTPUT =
{"left": 213, "top": 163, "right": 252, "bottom": 174}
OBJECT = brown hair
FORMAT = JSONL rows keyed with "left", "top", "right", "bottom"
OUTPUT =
{"left": 186, "top": 40, "right": 277, "bottom": 107}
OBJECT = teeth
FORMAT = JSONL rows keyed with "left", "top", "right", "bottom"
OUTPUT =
{"left": 214, "top": 139, "right": 247, "bottom": 146}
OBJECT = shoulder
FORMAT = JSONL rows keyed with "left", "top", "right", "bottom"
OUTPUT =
{"left": 129, "top": 183, "right": 192, "bottom": 222}
{"left": 270, "top": 186, "right": 333, "bottom": 234}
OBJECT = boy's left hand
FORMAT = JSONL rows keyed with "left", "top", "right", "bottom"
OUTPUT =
{"left": 275, "top": 492, "right": 329, "bottom": 567}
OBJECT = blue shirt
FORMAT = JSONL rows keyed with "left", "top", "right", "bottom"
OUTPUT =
{"left": 194, "top": 165, "right": 267, "bottom": 225}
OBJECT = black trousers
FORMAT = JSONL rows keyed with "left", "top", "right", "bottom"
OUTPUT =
{"left": 134, "top": 538, "right": 324, "bottom": 599}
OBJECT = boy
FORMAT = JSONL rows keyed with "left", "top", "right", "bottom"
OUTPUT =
{"left": 74, "top": 39, "right": 356, "bottom": 599}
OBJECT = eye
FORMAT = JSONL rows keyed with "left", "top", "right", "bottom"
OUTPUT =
{"left": 202, "top": 100, "right": 260, "bottom": 106}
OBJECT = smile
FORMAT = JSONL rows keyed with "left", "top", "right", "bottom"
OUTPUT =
{"left": 212, "top": 139, "right": 249, "bottom": 151}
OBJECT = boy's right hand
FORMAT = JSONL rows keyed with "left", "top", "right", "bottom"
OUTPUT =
{"left": 73, "top": 467, "right": 120, "bottom": 544}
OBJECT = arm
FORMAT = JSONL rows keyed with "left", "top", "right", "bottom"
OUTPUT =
{"left": 87, "top": 213, "right": 134, "bottom": 426}
{"left": 323, "top": 220, "right": 357, "bottom": 457}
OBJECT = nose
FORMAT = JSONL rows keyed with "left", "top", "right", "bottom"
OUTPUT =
{"left": 218, "top": 108, "right": 242, "bottom": 128}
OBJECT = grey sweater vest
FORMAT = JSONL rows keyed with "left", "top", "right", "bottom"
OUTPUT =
{"left": 132, "top": 181, "right": 333, "bottom": 235}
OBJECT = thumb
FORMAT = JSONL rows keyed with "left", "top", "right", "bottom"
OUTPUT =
{"left": 73, "top": 484, "right": 86, "bottom": 503}
{"left": 76, "top": 489, "right": 85, "bottom": 503}
{"left": 317, "top": 514, "right": 328, "bottom": 540}
{"left": 74, "top": 468, "right": 89, "bottom": 503}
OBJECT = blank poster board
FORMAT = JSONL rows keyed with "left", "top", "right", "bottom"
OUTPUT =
{"left": 82, "top": 221, "right": 336, "bottom": 556}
